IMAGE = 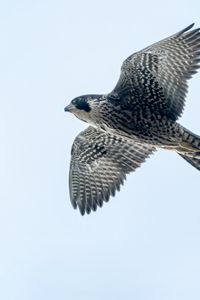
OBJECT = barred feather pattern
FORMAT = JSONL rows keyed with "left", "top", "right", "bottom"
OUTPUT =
{"left": 111, "top": 24, "right": 200, "bottom": 120}
{"left": 66, "top": 24, "right": 200, "bottom": 215}
{"left": 69, "top": 126, "right": 155, "bottom": 215}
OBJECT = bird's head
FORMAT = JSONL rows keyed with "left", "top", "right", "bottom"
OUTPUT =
{"left": 64, "top": 94, "right": 104, "bottom": 124}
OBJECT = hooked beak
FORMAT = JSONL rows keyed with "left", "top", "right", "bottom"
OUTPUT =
{"left": 64, "top": 103, "right": 74, "bottom": 112}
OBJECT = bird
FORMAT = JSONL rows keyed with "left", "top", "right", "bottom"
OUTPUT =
{"left": 65, "top": 24, "right": 200, "bottom": 215}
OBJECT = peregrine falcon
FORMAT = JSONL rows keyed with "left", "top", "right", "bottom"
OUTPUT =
{"left": 65, "top": 24, "right": 200, "bottom": 215}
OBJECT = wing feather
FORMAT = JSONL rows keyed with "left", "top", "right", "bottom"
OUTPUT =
{"left": 69, "top": 126, "right": 155, "bottom": 215}
{"left": 111, "top": 24, "right": 200, "bottom": 120}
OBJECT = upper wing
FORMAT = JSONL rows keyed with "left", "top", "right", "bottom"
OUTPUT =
{"left": 69, "top": 126, "right": 155, "bottom": 215}
{"left": 110, "top": 24, "right": 200, "bottom": 120}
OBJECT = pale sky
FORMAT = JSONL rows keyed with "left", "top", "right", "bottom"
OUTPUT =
{"left": 1, "top": 1, "right": 200, "bottom": 299}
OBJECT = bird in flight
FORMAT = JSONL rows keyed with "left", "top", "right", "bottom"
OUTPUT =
{"left": 65, "top": 24, "right": 200, "bottom": 215}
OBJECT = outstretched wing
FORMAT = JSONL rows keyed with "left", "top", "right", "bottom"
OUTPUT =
{"left": 110, "top": 24, "right": 200, "bottom": 120}
{"left": 69, "top": 126, "right": 155, "bottom": 215}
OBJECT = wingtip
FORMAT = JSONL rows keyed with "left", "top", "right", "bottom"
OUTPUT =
{"left": 189, "top": 23, "right": 195, "bottom": 28}
{"left": 185, "top": 23, "right": 195, "bottom": 31}
{"left": 78, "top": 205, "right": 85, "bottom": 216}
{"left": 177, "top": 23, "right": 195, "bottom": 36}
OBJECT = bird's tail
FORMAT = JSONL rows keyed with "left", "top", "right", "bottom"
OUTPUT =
{"left": 178, "top": 128, "right": 200, "bottom": 171}
{"left": 178, "top": 153, "right": 200, "bottom": 170}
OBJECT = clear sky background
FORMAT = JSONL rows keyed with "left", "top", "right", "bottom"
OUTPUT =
{"left": 1, "top": 1, "right": 200, "bottom": 299}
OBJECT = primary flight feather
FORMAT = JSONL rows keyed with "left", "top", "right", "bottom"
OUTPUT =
{"left": 65, "top": 24, "right": 200, "bottom": 215}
